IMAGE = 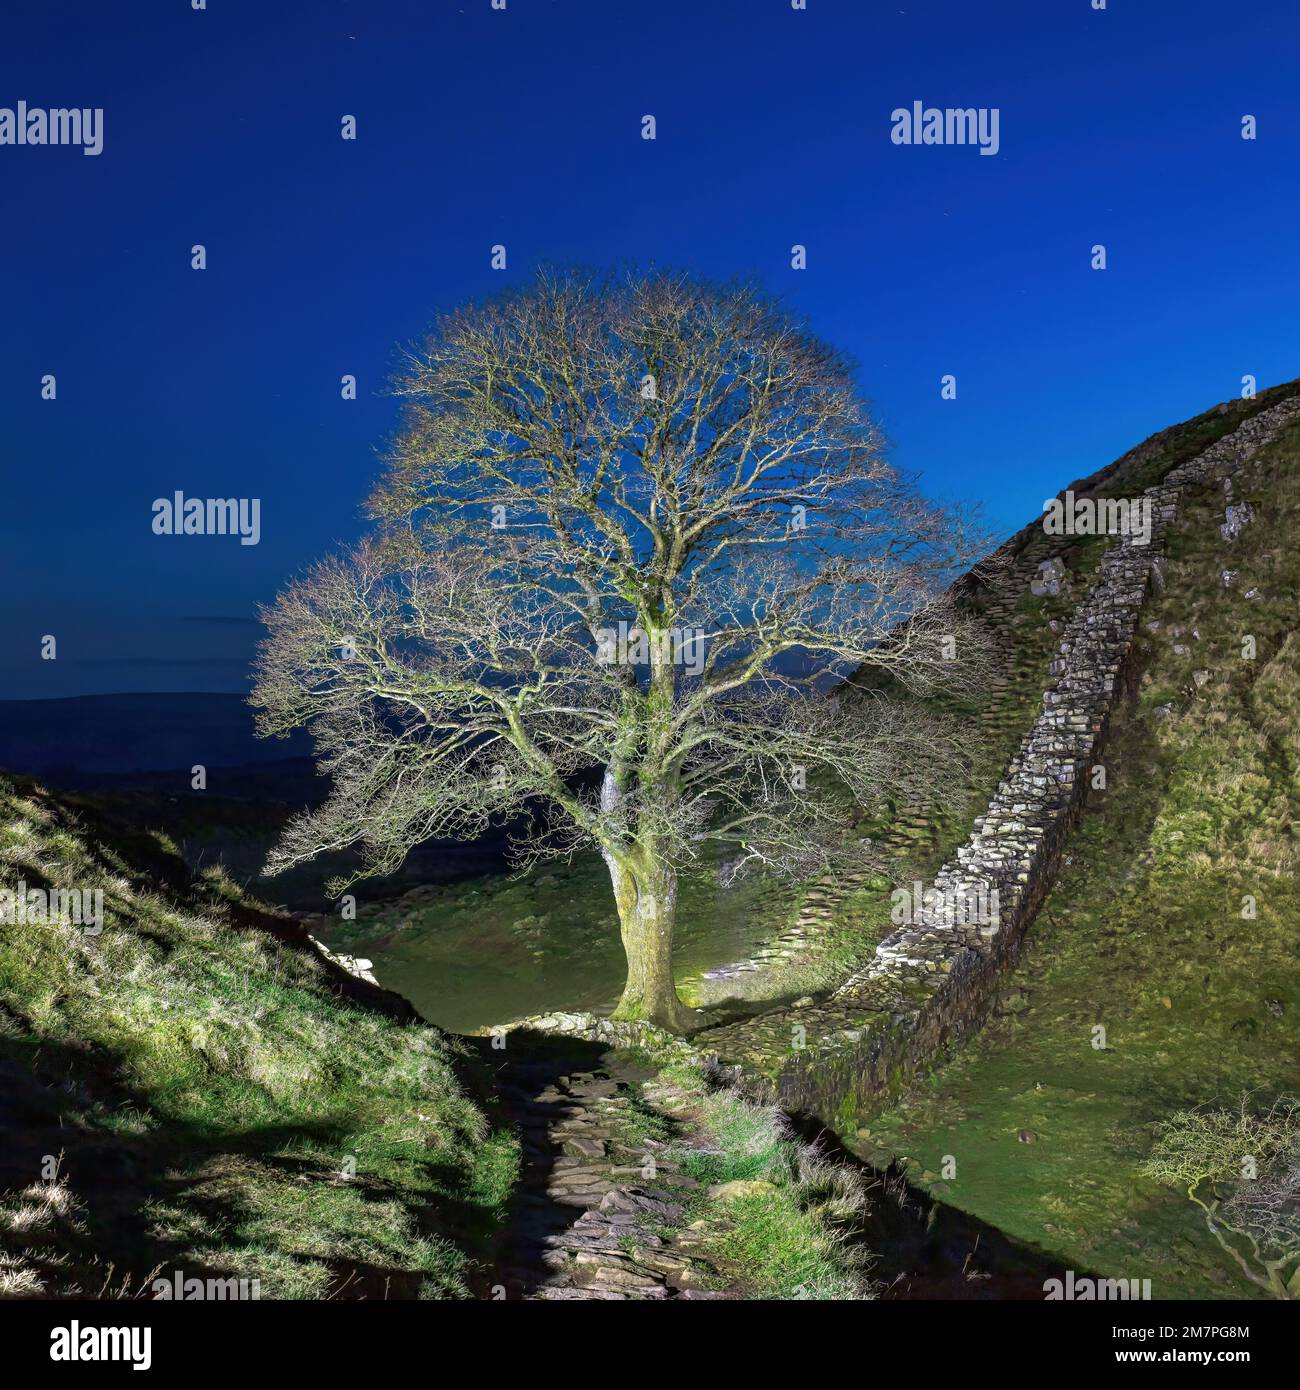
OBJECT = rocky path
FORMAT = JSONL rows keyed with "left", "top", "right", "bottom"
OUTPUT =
{"left": 482, "top": 1024, "right": 1072, "bottom": 1303}
{"left": 490, "top": 1043, "right": 733, "bottom": 1300}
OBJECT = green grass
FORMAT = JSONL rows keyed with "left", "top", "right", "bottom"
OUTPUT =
{"left": 858, "top": 420, "right": 1300, "bottom": 1300}
{"left": 647, "top": 1060, "right": 872, "bottom": 1299}
{"left": 0, "top": 778, "right": 517, "bottom": 1298}
{"left": 320, "top": 846, "right": 806, "bottom": 1032}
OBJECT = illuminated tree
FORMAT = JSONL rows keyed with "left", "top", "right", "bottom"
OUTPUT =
{"left": 253, "top": 270, "right": 990, "bottom": 1031}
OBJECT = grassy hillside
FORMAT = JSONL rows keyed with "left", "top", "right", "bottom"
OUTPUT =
{"left": 858, "top": 412, "right": 1300, "bottom": 1299}
{"left": 0, "top": 777, "right": 517, "bottom": 1298}
{"left": 0, "top": 779, "right": 871, "bottom": 1303}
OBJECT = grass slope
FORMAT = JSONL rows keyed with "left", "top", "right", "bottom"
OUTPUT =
{"left": 0, "top": 778, "right": 517, "bottom": 1299}
{"left": 659, "top": 1063, "right": 873, "bottom": 1299}
{"left": 858, "top": 416, "right": 1300, "bottom": 1299}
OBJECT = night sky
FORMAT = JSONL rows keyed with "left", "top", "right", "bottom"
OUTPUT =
{"left": 3, "top": 0, "right": 1298, "bottom": 698}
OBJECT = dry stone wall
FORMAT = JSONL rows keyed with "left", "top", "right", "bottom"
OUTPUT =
{"left": 698, "top": 393, "right": 1300, "bottom": 1123}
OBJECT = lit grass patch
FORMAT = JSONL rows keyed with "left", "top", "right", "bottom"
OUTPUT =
{"left": 648, "top": 1061, "right": 872, "bottom": 1300}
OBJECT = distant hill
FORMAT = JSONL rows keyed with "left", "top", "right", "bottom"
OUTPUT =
{"left": 0, "top": 692, "right": 310, "bottom": 778}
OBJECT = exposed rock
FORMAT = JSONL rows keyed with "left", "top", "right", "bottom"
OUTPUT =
{"left": 1221, "top": 501, "right": 1255, "bottom": 541}
{"left": 1030, "top": 556, "right": 1066, "bottom": 597}
{"left": 309, "top": 936, "right": 379, "bottom": 985}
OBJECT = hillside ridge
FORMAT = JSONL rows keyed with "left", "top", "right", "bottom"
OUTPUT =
{"left": 689, "top": 383, "right": 1300, "bottom": 1123}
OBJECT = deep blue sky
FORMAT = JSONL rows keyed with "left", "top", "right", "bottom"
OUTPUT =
{"left": 3, "top": 0, "right": 1298, "bottom": 698}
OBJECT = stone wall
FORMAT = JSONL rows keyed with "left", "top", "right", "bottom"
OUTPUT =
{"left": 699, "top": 393, "right": 1300, "bottom": 1125}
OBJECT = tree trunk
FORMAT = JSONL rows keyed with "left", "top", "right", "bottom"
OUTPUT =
{"left": 606, "top": 853, "right": 695, "bottom": 1034}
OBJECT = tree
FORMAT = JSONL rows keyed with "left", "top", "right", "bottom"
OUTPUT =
{"left": 252, "top": 269, "right": 991, "bottom": 1032}
{"left": 1142, "top": 1094, "right": 1300, "bottom": 1299}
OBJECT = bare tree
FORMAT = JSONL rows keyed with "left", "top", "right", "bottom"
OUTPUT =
{"left": 252, "top": 269, "right": 991, "bottom": 1032}
{"left": 1142, "top": 1094, "right": 1300, "bottom": 1299}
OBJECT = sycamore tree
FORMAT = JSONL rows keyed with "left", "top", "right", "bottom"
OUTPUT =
{"left": 252, "top": 269, "right": 991, "bottom": 1032}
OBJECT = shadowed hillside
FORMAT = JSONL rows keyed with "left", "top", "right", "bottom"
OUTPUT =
{"left": 0, "top": 780, "right": 880, "bottom": 1301}
{"left": 0, "top": 776, "right": 519, "bottom": 1298}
